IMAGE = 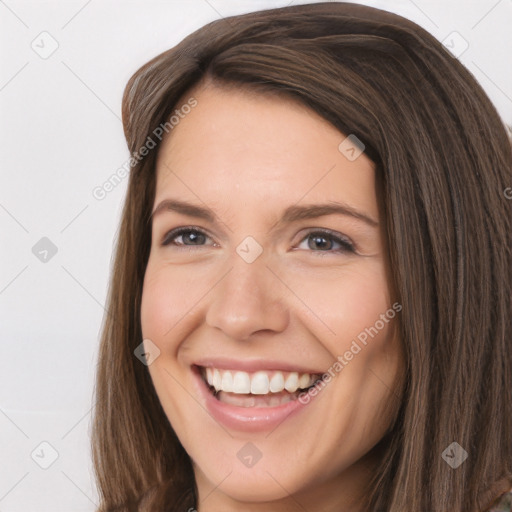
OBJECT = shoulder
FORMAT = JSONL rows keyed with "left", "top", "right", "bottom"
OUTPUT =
{"left": 488, "top": 490, "right": 512, "bottom": 512}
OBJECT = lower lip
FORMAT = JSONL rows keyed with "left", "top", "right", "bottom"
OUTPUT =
{"left": 192, "top": 367, "right": 316, "bottom": 432}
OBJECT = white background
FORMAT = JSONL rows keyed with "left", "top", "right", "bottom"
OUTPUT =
{"left": 1, "top": 0, "right": 511, "bottom": 510}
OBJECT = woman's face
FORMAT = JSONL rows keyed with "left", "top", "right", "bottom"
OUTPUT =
{"left": 141, "top": 82, "right": 404, "bottom": 511}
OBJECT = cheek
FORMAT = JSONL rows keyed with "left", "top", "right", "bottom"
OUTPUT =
{"left": 141, "top": 270, "right": 169, "bottom": 343}
{"left": 141, "top": 256, "right": 394, "bottom": 360}
{"left": 285, "top": 260, "right": 392, "bottom": 350}
{"left": 287, "top": 260, "right": 401, "bottom": 410}
{"left": 140, "top": 261, "right": 197, "bottom": 345}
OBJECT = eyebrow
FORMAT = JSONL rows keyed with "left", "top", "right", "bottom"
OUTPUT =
{"left": 151, "top": 199, "right": 379, "bottom": 228}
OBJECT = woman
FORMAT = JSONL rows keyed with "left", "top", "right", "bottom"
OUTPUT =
{"left": 91, "top": 2, "right": 512, "bottom": 511}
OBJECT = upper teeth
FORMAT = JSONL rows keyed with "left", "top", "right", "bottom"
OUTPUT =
{"left": 204, "top": 368, "right": 319, "bottom": 394}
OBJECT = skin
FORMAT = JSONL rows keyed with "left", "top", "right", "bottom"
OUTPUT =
{"left": 140, "top": 80, "right": 404, "bottom": 512}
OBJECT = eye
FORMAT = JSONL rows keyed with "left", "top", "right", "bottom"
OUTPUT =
{"left": 296, "top": 229, "right": 355, "bottom": 255}
{"left": 161, "top": 226, "right": 356, "bottom": 255}
{"left": 161, "top": 227, "right": 213, "bottom": 248}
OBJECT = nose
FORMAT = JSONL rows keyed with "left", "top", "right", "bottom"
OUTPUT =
{"left": 205, "top": 254, "right": 290, "bottom": 341}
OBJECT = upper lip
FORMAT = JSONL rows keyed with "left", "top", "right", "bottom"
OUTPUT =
{"left": 192, "top": 357, "right": 324, "bottom": 374}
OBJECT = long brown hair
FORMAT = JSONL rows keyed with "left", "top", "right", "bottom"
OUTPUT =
{"left": 91, "top": 3, "right": 512, "bottom": 510}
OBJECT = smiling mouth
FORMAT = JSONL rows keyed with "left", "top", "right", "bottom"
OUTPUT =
{"left": 197, "top": 366, "right": 322, "bottom": 408}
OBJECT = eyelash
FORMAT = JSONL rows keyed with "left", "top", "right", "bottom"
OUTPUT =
{"left": 160, "top": 226, "right": 356, "bottom": 255}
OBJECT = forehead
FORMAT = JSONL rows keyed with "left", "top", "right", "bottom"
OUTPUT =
{"left": 154, "top": 84, "right": 378, "bottom": 220}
